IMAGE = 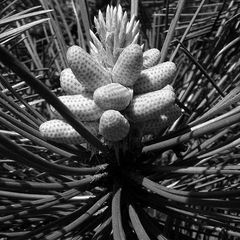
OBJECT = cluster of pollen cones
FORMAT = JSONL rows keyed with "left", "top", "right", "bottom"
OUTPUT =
{"left": 39, "top": 5, "right": 181, "bottom": 147}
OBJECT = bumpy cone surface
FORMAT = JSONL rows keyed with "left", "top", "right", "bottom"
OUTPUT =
{"left": 39, "top": 120, "right": 98, "bottom": 144}
{"left": 50, "top": 94, "right": 103, "bottom": 121}
{"left": 67, "top": 45, "right": 111, "bottom": 91}
{"left": 39, "top": 4, "right": 179, "bottom": 146}
{"left": 143, "top": 48, "right": 161, "bottom": 69}
{"left": 99, "top": 110, "right": 130, "bottom": 141}
{"left": 138, "top": 104, "right": 182, "bottom": 135}
{"left": 112, "top": 44, "right": 143, "bottom": 87}
{"left": 93, "top": 83, "right": 133, "bottom": 111}
{"left": 134, "top": 61, "right": 177, "bottom": 94}
{"left": 60, "top": 68, "right": 87, "bottom": 95}
{"left": 126, "top": 85, "right": 176, "bottom": 122}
